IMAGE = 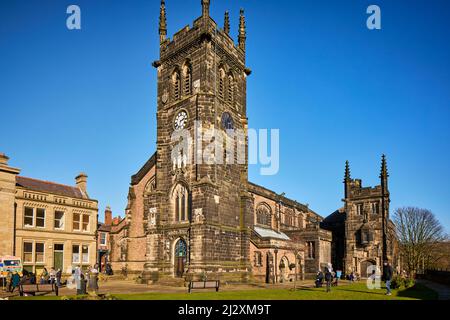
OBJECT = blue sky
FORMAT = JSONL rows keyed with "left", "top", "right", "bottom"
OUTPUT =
{"left": 1, "top": 0, "right": 449, "bottom": 231}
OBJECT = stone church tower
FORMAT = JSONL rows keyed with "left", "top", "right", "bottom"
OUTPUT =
{"left": 322, "top": 156, "right": 399, "bottom": 276}
{"left": 142, "top": 0, "right": 254, "bottom": 282}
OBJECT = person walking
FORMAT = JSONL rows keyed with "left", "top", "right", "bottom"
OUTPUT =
{"left": 382, "top": 260, "right": 393, "bottom": 296}
{"left": 325, "top": 268, "right": 332, "bottom": 292}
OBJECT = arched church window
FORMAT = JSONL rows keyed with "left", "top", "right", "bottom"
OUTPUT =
{"left": 227, "top": 73, "right": 235, "bottom": 105}
{"left": 144, "top": 177, "right": 156, "bottom": 196}
{"left": 218, "top": 68, "right": 225, "bottom": 100}
{"left": 172, "top": 70, "right": 181, "bottom": 100}
{"left": 183, "top": 63, "right": 192, "bottom": 96}
{"left": 256, "top": 203, "right": 272, "bottom": 228}
{"left": 173, "top": 184, "right": 189, "bottom": 222}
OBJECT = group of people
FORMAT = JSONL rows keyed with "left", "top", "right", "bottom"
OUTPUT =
{"left": 315, "top": 268, "right": 342, "bottom": 292}
{"left": 314, "top": 260, "right": 394, "bottom": 295}
{"left": 72, "top": 264, "right": 100, "bottom": 295}
{"left": 3, "top": 267, "right": 62, "bottom": 293}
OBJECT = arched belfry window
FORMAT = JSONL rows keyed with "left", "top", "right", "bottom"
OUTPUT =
{"left": 183, "top": 63, "right": 192, "bottom": 96}
{"left": 227, "top": 73, "right": 235, "bottom": 105}
{"left": 256, "top": 203, "right": 272, "bottom": 228}
{"left": 172, "top": 70, "right": 181, "bottom": 100}
{"left": 218, "top": 68, "right": 226, "bottom": 101}
{"left": 173, "top": 184, "right": 189, "bottom": 222}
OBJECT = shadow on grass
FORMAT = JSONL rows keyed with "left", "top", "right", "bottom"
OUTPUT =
{"left": 396, "top": 284, "right": 438, "bottom": 300}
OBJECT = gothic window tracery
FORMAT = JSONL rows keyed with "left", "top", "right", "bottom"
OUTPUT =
{"left": 183, "top": 63, "right": 192, "bottom": 96}
{"left": 218, "top": 68, "right": 225, "bottom": 100}
{"left": 173, "top": 184, "right": 189, "bottom": 222}
{"left": 256, "top": 203, "right": 272, "bottom": 228}
{"left": 227, "top": 72, "right": 235, "bottom": 105}
{"left": 172, "top": 69, "right": 181, "bottom": 100}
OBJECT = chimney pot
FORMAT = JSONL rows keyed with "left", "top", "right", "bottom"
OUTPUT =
{"left": 0, "top": 153, "right": 10, "bottom": 165}
{"left": 75, "top": 172, "right": 88, "bottom": 194}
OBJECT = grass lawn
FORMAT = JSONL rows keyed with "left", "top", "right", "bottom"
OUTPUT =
{"left": 11, "top": 283, "right": 438, "bottom": 300}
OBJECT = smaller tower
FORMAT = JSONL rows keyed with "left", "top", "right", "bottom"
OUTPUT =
{"left": 380, "top": 154, "right": 389, "bottom": 262}
{"left": 159, "top": 0, "right": 167, "bottom": 44}
{"left": 202, "top": 0, "right": 210, "bottom": 18}
{"left": 344, "top": 160, "right": 351, "bottom": 199}
{"left": 380, "top": 154, "right": 389, "bottom": 192}
{"left": 224, "top": 11, "right": 230, "bottom": 34}
{"left": 238, "top": 9, "right": 246, "bottom": 51}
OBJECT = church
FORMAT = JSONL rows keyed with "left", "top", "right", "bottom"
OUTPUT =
{"left": 106, "top": 0, "right": 399, "bottom": 283}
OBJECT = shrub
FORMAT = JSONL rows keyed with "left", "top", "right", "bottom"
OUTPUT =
{"left": 390, "top": 276, "right": 405, "bottom": 289}
{"left": 405, "top": 278, "right": 415, "bottom": 288}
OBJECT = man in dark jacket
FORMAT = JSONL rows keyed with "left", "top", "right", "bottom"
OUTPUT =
{"left": 382, "top": 260, "right": 393, "bottom": 296}
{"left": 325, "top": 269, "right": 333, "bottom": 292}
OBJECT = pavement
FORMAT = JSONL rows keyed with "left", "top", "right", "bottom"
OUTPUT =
{"left": 416, "top": 279, "right": 450, "bottom": 300}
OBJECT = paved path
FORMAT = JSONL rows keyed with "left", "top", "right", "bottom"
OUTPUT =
{"left": 417, "top": 279, "right": 450, "bottom": 300}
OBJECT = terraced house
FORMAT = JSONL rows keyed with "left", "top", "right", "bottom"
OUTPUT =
{"left": 0, "top": 153, "right": 98, "bottom": 274}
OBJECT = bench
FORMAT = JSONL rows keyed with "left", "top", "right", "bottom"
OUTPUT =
{"left": 19, "top": 283, "right": 59, "bottom": 296}
{"left": 188, "top": 280, "right": 220, "bottom": 293}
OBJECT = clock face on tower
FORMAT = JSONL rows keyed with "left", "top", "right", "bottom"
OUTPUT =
{"left": 221, "top": 112, "right": 234, "bottom": 130}
{"left": 174, "top": 111, "right": 188, "bottom": 130}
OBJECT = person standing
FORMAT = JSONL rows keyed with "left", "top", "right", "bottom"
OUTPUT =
{"left": 325, "top": 268, "right": 332, "bottom": 292}
{"left": 49, "top": 268, "right": 56, "bottom": 284}
{"left": 88, "top": 264, "right": 99, "bottom": 294}
{"left": 56, "top": 269, "right": 62, "bottom": 287}
{"left": 335, "top": 270, "right": 342, "bottom": 286}
{"left": 11, "top": 271, "right": 20, "bottom": 293}
{"left": 6, "top": 271, "right": 13, "bottom": 292}
{"left": 40, "top": 267, "right": 49, "bottom": 284}
{"left": 74, "top": 267, "right": 81, "bottom": 295}
{"left": 382, "top": 260, "right": 393, "bottom": 296}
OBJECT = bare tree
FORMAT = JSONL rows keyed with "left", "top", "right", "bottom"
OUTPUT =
{"left": 393, "top": 207, "right": 447, "bottom": 275}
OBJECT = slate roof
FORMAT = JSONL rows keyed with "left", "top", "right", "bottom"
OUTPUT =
{"left": 16, "top": 176, "right": 88, "bottom": 199}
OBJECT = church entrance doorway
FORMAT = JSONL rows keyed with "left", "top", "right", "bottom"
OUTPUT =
{"left": 360, "top": 260, "right": 375, "bottom": 278}
{"left": 175, "top": 239, "right": 187, "bottom": 278}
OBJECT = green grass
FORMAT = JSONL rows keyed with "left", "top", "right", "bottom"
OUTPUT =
{"left": 11, "top": 283, "right": 438, "bottom": 300}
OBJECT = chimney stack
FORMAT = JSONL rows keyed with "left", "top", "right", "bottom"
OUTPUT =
{"left": 0, "top": 153, "right": 10, "bottom": 165}
{"left": 105, "top": 206, "right": 112, "bottom": 225}
{"left": 75, "top": 172, "right": 88, "bottom": 194}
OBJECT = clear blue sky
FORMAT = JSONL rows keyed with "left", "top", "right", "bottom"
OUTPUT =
{"left": 1, "top": 0, "right": 449, "bottom": 231}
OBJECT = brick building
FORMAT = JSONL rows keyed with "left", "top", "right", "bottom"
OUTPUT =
{"left": 108, "top": 0, "right": 398, "bottom": 283}
{"left": 0, "top": 153, "right": 98, "bottom": 274}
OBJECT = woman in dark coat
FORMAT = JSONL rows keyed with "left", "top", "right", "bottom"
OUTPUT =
{"left": 11, "top": 272, "right": 21, "bottom": 292}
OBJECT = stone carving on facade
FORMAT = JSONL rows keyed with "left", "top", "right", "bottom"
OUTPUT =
{"left": 149, "top": 207, "right": 157, "bottom": 226}
{"left": 194, "top": 208, "right": 205, "bottom": 223}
